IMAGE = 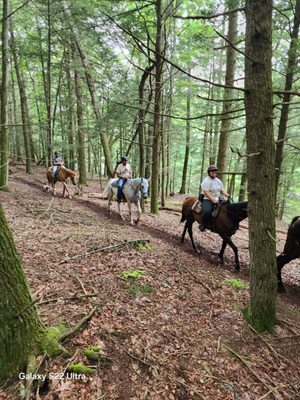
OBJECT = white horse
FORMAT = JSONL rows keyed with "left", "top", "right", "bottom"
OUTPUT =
{"left": 101, "top": 178, "right": 149, "bottom": 225}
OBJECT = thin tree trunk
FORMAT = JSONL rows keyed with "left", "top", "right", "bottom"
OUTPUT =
{"left": 245, "top": 0, "right": 276, "bottom": 332}
{"left": 75, "top": 67, "right": 87, "bottom": 185}
{"left": 179, "top": 72, "right": 191, "bottom": 194}
{"left": 65, "top": 49, "right": 75, "bottom": 170}
{"left": 151, "top": 0, "right": 163, "bottom": 214}
{"left": 216, "top": 0, "right": 238, "bottom": 183}
{"left": 46, "top": 0, "right": 52, "bottom": 166}
{"left": 62, "top": 2, "right": 113, "bottom": 177}
{"left": 10, "top": 27, "right": 32, "bottom": 174}
{"left": 0, "top": 0, "right": 10, "bottom": 190}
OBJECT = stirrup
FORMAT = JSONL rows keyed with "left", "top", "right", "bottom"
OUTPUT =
{"left": 199, "top": 224, "right": 206, "bottom": 232}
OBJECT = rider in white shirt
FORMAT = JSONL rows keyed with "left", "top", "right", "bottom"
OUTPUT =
{"left": 199, "top": 165, "right": 229, "bottom": 231}
{"left": 115, "top": 156, "right": 132, "bottom": 202}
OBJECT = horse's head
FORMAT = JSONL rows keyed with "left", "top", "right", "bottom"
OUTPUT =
{"left": 140, "top": 178, "right": 149, "bottom": 199}
{"left": 67, "top": 171, "right": 76, "bottom": 186}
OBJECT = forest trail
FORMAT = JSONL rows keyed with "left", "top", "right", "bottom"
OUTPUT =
{"left": 1, "top": 165, "right": 300, "bottom": 400}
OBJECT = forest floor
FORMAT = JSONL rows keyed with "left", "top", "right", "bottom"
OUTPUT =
{"left": 1, "top": 164, "right": 300, "bottom": 400}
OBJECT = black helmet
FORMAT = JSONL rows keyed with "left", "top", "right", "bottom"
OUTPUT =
{"left": 54, "top": 151, "right": 59, "bottom": 156}
{"left": 207, "top": 165, "right": 218, "bottom": 173}
{"left": 121, "top": 155, "right": 128, "bottom": 162}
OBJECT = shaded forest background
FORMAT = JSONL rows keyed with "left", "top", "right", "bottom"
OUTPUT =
{"left": 1, "top": 0, "right": 299, "bottom": 219}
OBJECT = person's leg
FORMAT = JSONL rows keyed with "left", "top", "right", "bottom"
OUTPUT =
{"left": 117, "top": 178, "right": 124, "bottom": 202}
{"left": 199, "top": 200, "right": 214, "bottom": 231}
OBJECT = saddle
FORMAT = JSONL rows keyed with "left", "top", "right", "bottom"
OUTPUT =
{"left": 192, "top": 199, "right": 224, "bottom": 218}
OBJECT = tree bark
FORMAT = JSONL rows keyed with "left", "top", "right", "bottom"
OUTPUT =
{"left": 0, "top": 204, "right": 46, "bottom": 380}
{"left": 245, "top": 0, "right": 276, "bottom": 332}
{"left": 75, "top": 65, "right": 87, "bottom": 185}
{"left": 150, "top": 0, "right": 163, "bottom": 214}
{"left": 10, "top": 27, "right": 32, "bottom": 174}
{"left": 274, "top": 0, "right": 300, "bottom": 197}
{"left": 179, "top": 73, "right": 191, "bottom": 194}
{"left": 0, "top": 0, "right": 10, "bottom": 190}
{"left": 216, "top": 0, "right": 238, "bottom": 182}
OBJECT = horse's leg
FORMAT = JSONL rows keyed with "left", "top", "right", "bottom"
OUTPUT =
{"left": 52, "top": 182, "right": 56, "bottom": 196}
{"left": 187, "top": 220, "right": 199, "bottom": 253}
{"left": 135, "top": 200, "right": 142, "bottom": 224}
{"left": 277, "top": 253, "right": 291, "bottom": 292}
{"left": 218, "top": 239, "right": 227, "bottom": 265}
{"left": 220, "top": 234, "right": 239, "bottom": 271}
{"left": 108, "top": 195, "right": 112, "bottom": 216}
{"left": 128, "top": 202, "right": 134, "bottom": 225}
{"left": 63, "top": 182, "right": 71, "bottom": 199}
{"left": 118, "top": 201, "right": 125, "bottom": 220}
{"left": 180, "top": 221, "right": 188, "bottom": 243}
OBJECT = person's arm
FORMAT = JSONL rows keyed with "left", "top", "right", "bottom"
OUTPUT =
{"left": 221, "top": 189, "right": 230, "bottom": 198}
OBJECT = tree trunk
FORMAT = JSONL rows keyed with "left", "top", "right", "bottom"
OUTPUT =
{"left": 179, "top": 73, "right": 191, "bottom": 194}
{"left": 150, "top": 0, "right": 163, "bottom": 214}
{"left": 0, "top": 204, "right": 47, "bottom": 381}
{"left": 46, "top": 0, "right": 52, "bottom": 166}
{"left": 0, "top": 0, "right": 10, "bottom": 190}
{"left": 138, "top": 64, "right": 154, "bottom": 177}
{"left": 244, "top": 0, "right": 276, "bottom": 332}
{"left": 62, "top": 2, "right": 113, "bottom": 177}
{"left": 274, "top": 0, "right": 300, "bottom": 197}
{"left": 216, "top": 0, "right": 238, "bottom": 182}
{"left": 65, "top": 49, "right": 75, "bottom": 169}
{"left": 10, "top": 27, "right": 32, "bottom": 174}
{"left": 75, "top": 67, "right": 87, "bottom": 185}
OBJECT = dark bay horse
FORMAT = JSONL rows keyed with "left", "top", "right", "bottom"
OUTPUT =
{"left": 181, "top": 197, "right": 248, "bottom": 271}
{"left": 45, "top": 166, "right": 76, "bottom": 198}
{"left": 277, "top": 216, "right": 300, "bottom": 292}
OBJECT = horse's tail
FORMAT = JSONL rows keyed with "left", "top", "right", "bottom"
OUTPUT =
{"left": 180, "top": 209, "right": 186, "bottom": 223}
{"left": 100, "top": 179, "right": 113, "bottom": 199}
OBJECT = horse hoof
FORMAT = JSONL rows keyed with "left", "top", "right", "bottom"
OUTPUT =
{"left": 130, "top": 221, "right": 135, "bottom": 226}
{"left": 69, "top": 196, "right": 72, "bottom": 200}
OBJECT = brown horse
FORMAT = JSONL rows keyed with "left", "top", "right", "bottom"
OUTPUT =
{"left": 45, "top": 166, "right": 76, "bottom": 198}
{"left": 181, "top": 197, "right": 248, "bottom": 271}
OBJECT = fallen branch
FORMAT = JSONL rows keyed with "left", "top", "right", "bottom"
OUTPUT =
{"left": 58, "top": 306, "right": 98, "bottom": 342}
{"left": 37, "top": 293, "right": 96, "bottom": 306}
{"left": 59, "top": 239, "right": 150, "bottom": 265}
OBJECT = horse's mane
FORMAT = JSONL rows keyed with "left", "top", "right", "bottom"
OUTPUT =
{"left": 226, "top": 201, "right": 248, "bottom": 222}
{"left": 62, "top": 166, "right": 75, "bottom": 176}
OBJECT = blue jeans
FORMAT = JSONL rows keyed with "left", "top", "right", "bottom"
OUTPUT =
{"left": 201, "top": 199, "right": 215, "bottom": 226}
{"left": 117, "top": 178, "right": 127, "bottom": 202}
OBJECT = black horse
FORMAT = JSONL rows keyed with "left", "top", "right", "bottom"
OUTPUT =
{"left": 277, "top": 216, "right": 300, "bottom": 292}
{"left": 181, "top": 197, "right": 248, "bottom": 271}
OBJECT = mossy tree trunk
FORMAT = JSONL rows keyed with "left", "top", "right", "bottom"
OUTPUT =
{"left": 0, "top": 204, "right": 46, "bottom": 381}
{"left": 0, "top": 0, "right": 10, "bottom": 191}
{"left": 244, "top": 0, "right": 277, "bottom": 332}
{"left": 150, "top": 0, "right": 163, "bottom": 214}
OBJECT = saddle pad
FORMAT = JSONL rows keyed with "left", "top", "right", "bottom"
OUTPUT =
{"left": 111, "top": 179, "right": 118, "bottom": 188}
{"left": 191, "top": 200, "right": 202, "bottom": 214}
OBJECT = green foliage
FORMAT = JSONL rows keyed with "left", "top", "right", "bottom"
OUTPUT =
{"left": 222, "top": 278, "right": 246, "bottom": 290}
{"left": 119, "top": 268, "right": 147, "bottom": 280}
{"left": 67, "top": 364, "right": 97, "bottom": 374}
{"left": 132, "top": 241, "right": 152, "bottom": 251}
{"left": 129, "top": 283, "right": 154, "bottom": 297}
{"left": 83, "top": 346, "right": 108, "bottom": 362}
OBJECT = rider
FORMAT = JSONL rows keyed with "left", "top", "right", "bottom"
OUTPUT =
{"left": 115, "top": 156, "right": 132, "bottom": 203}
{"left": 199, "top": 165, "right": 230, "bottom": 231}
{"left": 52, "top": 151, "right": 64, "bottom": 178}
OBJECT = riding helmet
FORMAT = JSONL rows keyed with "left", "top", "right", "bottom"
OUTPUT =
{"left": 207, "top": 165, "right": 218, "bottom": 173}
{"left": 121, "top": 156, "right": 128, "bottom": 162}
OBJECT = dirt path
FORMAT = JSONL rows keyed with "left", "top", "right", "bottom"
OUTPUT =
{"left": 1, "top": 165, "right": 300, "bottom": 400}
